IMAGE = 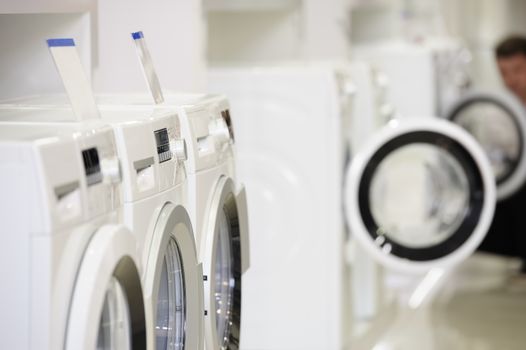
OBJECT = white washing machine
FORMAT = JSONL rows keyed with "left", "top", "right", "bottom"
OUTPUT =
{"left": 0, "top": 106, "right": 206, "bottom": 350}
{"left": 208, "top": 63, "right": 497, "bottom": 349}
{"left": 174, "top": 95, "right": 249, "bottom": 350}
{"left": 345, "top": 62, "right": 511, "bottom": 320}
{"left": 94, "top": 107, "right": 205, "bottom": 350}
{"left": 0, "top": 123, "right": 147, "bottom": 350}
{"left": 95, "top": 94, "right": 250, "bottom": 350}
{"left": 104, "top": 108, "right": 204, "bottom": 350}
{"left": 443, "top": 89, "right": 526, "bottom": 200}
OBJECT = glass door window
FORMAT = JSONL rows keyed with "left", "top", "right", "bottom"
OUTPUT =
{"left": 96, "top": 278, "right": 132, "bottom": 350}
{"left": 155, "top": 237, "right": 186, "bottom": 350}
{"left": 214, "top": 207, "right": 235, "bottom": 348}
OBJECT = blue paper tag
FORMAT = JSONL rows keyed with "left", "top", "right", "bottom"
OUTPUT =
{"left": 131, "top": 31, "right": 144, "bottom": 40}
{"left": 46, "top": 38, "right": 75, "bottom": 47}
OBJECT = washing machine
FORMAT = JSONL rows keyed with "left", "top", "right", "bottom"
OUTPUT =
{"left": 208, "top": 63, "right": 497, "bottom": 349}
{"left": 0, "top": 106, "right": 206, "bottom": 350}
{"left": 172, "top": 95, "right": 249, "bottom": 350}
{"left": 94, "top": 93, "right": 250, "bottom": 350}
{"left": 443, "top": 89, "right": 526, "bottom": 200}
{"left": 0, "top": 123, "right": 147, "bottom": 350}
{"left": 104, "top": 106, "right": 204, "bottom": 350}
{"left": 103, "top": 107, "right": 204, "bottom": 350}
{"left": 93, "top": 106, "right": 204, "bottom": 350}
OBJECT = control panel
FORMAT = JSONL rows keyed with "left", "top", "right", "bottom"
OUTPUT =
{"left": 82, "top": 147, "right": 102, "bottom": 186}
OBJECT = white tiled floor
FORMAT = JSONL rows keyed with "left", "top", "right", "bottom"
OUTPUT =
{"left": 349, "top": 253, "right": 526, "bottom": 350}
{"left": 431, "top": 284, "right": 526, "bottom": 349}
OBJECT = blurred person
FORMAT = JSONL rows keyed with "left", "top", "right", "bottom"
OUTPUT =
{"left": 496, "top": 35, "right": 526, "bottom": 105}
{"left": 478, "top": 35, "right": 526, "bottom": 276}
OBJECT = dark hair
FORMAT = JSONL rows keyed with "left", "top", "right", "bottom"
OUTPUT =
{"left": 496, "top": 35, "right": 526, "bottom": 59}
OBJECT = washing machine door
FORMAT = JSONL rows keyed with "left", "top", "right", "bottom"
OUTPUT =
{"left": 445, "top": 90, "right": 526, "bottom": 200}
{"left": 345, "top": 119, "right": 496, "bottom": 273}
{"left": 65, "top": 224, "right": 146, "bottom": 349}
{"left": 143, "top": 202, "right": 204, "bottom": 350}
{"left": 201, "top": 176, "right": 248, "bottom": 350}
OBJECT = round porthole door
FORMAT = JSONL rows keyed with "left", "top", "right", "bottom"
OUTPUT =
{"left": 143, "top": 203, "right": 204, "bottom": 350}
{"left": 444, "top": 90, "right": 526, "bottom": 200}
{"left": 201, "top": 177, "right": 248, "bottom": 350}
{"left": 65, "top": 225, "right": 146, "bottom": 350}
{"left": 345, "top": 119, "right": 496, "bottom": 272}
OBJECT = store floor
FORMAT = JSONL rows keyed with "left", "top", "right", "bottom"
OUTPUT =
{"left": 349, "top": 253, "right": 526, "bottom": 350}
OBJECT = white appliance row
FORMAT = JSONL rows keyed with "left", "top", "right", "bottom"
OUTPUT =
{"left": 208, "top": 60, "right": 526, "bottom": 350}
{"left": 0, "top": 36, "right": 250, "bottom": 350}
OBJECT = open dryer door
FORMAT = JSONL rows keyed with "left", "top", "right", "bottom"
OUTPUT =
{"left": 142, "top": 203, "right": 204, "bottom": 350}
{"left": 201, "top": 176, "right": 247, "bottom": 350}
{"left": 345, "top": 119, "right": 496, "bottom": 273}
{"left": 65, "top": 225, "right": 146, "bottom": 350}
{"left": 445, "top": 90, "right": 526, "bottom": 200}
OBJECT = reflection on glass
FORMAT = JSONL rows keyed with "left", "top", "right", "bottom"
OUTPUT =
{"left": 96, "top": 277, "right": 132, "bottom": 350}
{"left": 214, "top": 208, "right": 235, "bottom": 348}
{"left": 453, "top": 101, "right": 520, "bottom": 182}
{"left": 156, "top": 238, "right": 186, "bottom": 350}
{"left": 369, "top": 144, "right": 470, "bottom": 248}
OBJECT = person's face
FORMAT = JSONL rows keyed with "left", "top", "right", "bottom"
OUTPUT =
{"left": 497, "top": 53, "right": 526, "bottom": 103}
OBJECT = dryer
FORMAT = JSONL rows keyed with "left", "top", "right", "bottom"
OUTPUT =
{"left": 0, "top": 123, "right": 147, "bottom": 350}
{"left": 0, "top": 106, "right": 205, "bottom": 350}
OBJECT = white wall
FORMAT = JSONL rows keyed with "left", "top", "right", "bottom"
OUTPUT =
{"left": 301, "top": 0, "right": 351, "bottom": 60}
{"left": 94, "top": 0, "right": 206, "bottom": 94}
{"left": 0, "top": 0, "right": 206, "bottom": 98}
{"left": 207, "top": 9, "right": 302, "bottom": 63}
{"left": 0, "top": 13, "right": 92, "bottom": 100}
{"left": 0, "top": 0, "right": 93, "bottom": 13}
{"left": 206, "top": 0, "right": 352, "bottom": 64}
